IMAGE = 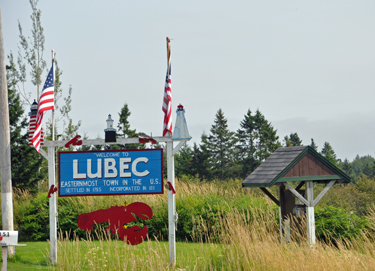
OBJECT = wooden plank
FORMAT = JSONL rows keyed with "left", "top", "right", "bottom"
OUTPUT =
{"left": 278, "top": 185, "right": 284, "bottom": 244}
{"left": 279, "top": 175, "right": 341, "bottom": 182}
{"left": 282, "top": 153, "right": 338, "bottom": 178}
{"left": 300, "top": 154, "right": 311, "bottom": 176}
{"left": 43, "top": 136, "right": 176, "bottom": 147}
{"left": 306, "top": 181, "right": 316, "bottom": 246}
{"left": 260, "top": 188, "right": 279, "bottom": 206}
{"left": 48, "top": 146, "right": 57, "bottom": 264}
{"left": 167, "top": 140, "right": 176, "bottom": 266}
{"left": 40, "top": 148, "right": 49, "bottom": 160}
{"left": 295, "top": 181, "right": 305, "bottom": 191}
{"left": 172, "top": 139, "right": 189, "bottom": 156}
{"left": 312, "top": 180, "right": 335, "bottom": 207}
{"left": 284, "top": 183, "right": 309, "bottom": 206}
{"left": 309, "top": 153, "right": 320, "bottom": 175}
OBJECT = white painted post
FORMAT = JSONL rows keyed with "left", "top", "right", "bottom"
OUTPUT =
{"left": 284, "top": 220, "right": 291, "bottom": 243}
{"left": 278, "top": 185, "right": 283, "bottom": 244}
{"left": 167, "top": 139, "right": 176, "bottom": 265}
{"left": 306, "top": 181, "right": 316, "bottom": 246}
{"left": 1, "top": 246, "right": 7, "bottom": 271}
{"left": 48, "top": 146, "right": 57, "bottom": 264}
{"left": 0, "top": 5, "right": 15, "bottom": 257}
{"left": 50, "top": 50, "right": 57, "bottom": 264}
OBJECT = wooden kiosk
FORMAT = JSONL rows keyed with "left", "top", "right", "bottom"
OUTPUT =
{"left": 242, "top": 146, "right": 351, "bottom": 245}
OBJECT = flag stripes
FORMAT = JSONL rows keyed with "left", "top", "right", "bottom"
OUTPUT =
{"left": 162, "top": 63, "right": 172, "bottom": 136}
{"left": 28, "top": 115, "right": 44, "bottom": 146}
{"left": 32, "top": 62, "right": 54, "bottom": 152}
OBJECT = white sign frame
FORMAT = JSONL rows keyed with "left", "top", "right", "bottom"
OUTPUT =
{"left": 40, "top": 136, "right": 189, "bottom": 265}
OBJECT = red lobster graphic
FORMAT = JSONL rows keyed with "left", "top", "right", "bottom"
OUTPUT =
{"left": 77, "top": 202, "right": 153, "bottom": 245}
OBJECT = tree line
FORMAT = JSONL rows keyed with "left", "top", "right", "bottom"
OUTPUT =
{"left": 73, "top": 103, "right": 374, "bottom": 184}
{"left": 173, "top": 108, "right": 351, "bottom": 181}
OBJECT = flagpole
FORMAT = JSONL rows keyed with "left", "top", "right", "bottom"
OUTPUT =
{"left": 52, "top": 50, "right": 55, "bottom": 142}
{"left": 166, "top": 37, "right": 171, "bottom": 74}
{"left": 49, "top": 49, "right": 57, "bottom": 264}
{"left": 165, "top": 37, "right": 176, "bottom": 266}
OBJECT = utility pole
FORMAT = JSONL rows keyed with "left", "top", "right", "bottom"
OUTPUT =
{"left": 0, "top": 5, "right": 15, "bottom": 256}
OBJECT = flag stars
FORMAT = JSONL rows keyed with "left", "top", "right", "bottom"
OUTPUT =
{"left": 43, "top": 69, "right": 54, "bottom": 89}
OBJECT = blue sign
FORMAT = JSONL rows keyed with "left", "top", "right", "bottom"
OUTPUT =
{"left": 58, "top": 149, "right": 164, "bottom": 197}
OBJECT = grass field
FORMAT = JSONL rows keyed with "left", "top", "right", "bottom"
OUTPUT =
{"left": 3, "top": 240, "right": 224, "bottom": 270}
{"left": 4, "top": 179, "right": 375, "bottom": 270}
{"left": 4, "top": 242, "right": 49, "bottom": 270}
{"left": 3, "top": 208, "right": 375, "bottom": 271}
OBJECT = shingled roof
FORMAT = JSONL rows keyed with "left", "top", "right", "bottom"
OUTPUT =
{"left": 242, "top": 146, "right": 351, "bottom": 188}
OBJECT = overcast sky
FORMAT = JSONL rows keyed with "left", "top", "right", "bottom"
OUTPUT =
{"left": 2, "top": 1, "right": 375, "bottom": 161}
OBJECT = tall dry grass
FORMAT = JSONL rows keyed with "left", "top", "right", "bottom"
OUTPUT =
{"left": 55, "top": 194, "right": 375, "bottom": 270}
{"left": 216, "top": 208, "right": 375, "bottom": 270}
{"left": 7, "top": 179, "right": 375, "bottom": 270}
{"left": 63, "top": 177, "right": 248, "bottom": 213}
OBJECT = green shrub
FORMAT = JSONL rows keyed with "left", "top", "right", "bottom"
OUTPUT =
{"left": 17, "top": 193, "right": 88, "bottom": 241}
{"left": 145, "top": 193, "right": 274, "bottom": 242}
{"left": 57, "top": 197, "right": 87, "bottom": 239}
{"left": 315, "top": 206, "right": 370, "bottom": 243}
{"left": 145, "top": 202, "right": 168, "bottom": 241}
{"left": 18, "top": 192, "right": 49, "bottom": 241}
{"left": 12, "top": 178, "right": 371, "bottom": 245}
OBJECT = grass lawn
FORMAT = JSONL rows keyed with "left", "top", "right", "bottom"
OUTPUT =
{"left": 3, "top": 242, "right": 50, "bottom": 270}
{"left": 0, "top": 240, "right": 223, "bottom": 270}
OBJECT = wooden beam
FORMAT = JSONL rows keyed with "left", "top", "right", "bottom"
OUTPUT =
{"left": 260, "top": 187, "right": 279, "bottom": 206}
{"left": 278, "top": 184, "right": 285, "bottom": 244}
{"left": 40, "top": 148, "right": 49, "bottom": 160}
{"left": 47, "top": 145, "right": 57, "bottom": 264}
{"left": 295, "top": 181, "right": 305, "bottom": 191}
{"left": 172, "top": 139, "right": 189, "bottom": 156}
{"left": 306, "top": 181, "right": 316, "bottom": 246}
{"left": 312, "top": 180, "right": 335, "bottom": 207}
{"left": 43, "top": 136, "right": 175, "bottom": 147}
{"left": 280, "top": 175, "right": 342, "bottom": 182}
{"left": 284, "top": 183, "right": 309, "bottom": 206}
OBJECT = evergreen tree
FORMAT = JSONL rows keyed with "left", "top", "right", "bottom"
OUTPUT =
{"left": 204, "top": 109, "right": 238, "bottom": 180}
{"left": 284, "top": 136, "right": 292, "bottom": 147}
{"left": 363, "top": 162, "right": 375, "bottom": 179}
{"left": 236, "top": 109, "right": 280, "bottom": 178}
{"left": 284, "top": 132, "right": 302, "bottom": 147}
{"left": 117, "top": 103, "right": 136, "bottom": 138}
{"left": 116, "top": 103, "right": 142, "bottom": 149}
{"left": 310, "top": 138, "right": 318, "bottom": 151}
{"left": 351, "top": 155, "right": 375, "bottom": 178}
{"left": 103, "top": 103, "right": 143, "bottom": 150}
{"left": 340, "top": 158, "right": 356, "bottom": 183}
{"left": 6, "top": 56, "right": 46, "bottom": 191}
{"left": 321, "top": 142, "right": 338, "bottom": 166}
{"left": 175, "top": 143, "right": 193, "bottom": 178}
{"left": 196, "top": 135, "right": 213, "bottom": 181}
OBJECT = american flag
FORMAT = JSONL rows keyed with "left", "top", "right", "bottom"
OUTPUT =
{"left": 162, "top": 54, "right": 172, "bottom": 136}
{"left": 32, "top": 62, "right": 55, "bottom": 152}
